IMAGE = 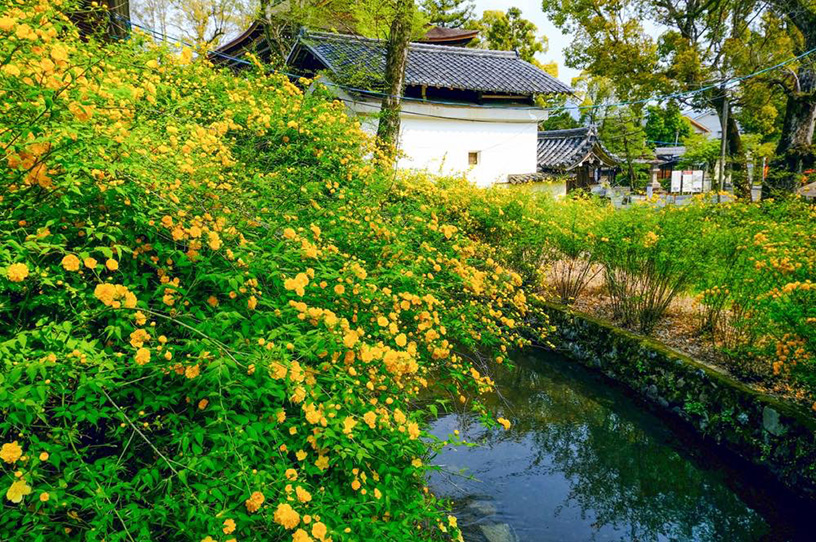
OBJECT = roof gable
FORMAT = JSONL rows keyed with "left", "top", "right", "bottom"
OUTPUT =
{"left": 537, "top": 126, "right": 620, "bottom": 171}
{"left": 288, "top": 31, "right": 572, "bottom": 96}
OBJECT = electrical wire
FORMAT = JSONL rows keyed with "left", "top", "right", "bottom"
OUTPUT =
{"left": 109, "top": 11, "right": 816, "bottom": 117}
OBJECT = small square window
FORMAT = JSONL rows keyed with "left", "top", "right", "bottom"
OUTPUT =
{"left": 468, "top": 151, "right": 480, "bottom": 166}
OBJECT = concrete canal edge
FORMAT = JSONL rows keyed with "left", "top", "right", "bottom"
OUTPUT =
{"left": 532, "top": 301, "right": 816, "bottom": 501}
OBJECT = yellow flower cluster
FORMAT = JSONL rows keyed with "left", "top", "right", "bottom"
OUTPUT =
{"left": 93, "top": 283, "right": 138, "bottom": 309}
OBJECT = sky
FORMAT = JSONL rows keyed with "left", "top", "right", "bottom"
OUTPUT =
{"left": 472, "top": 0, "right": 583, "bottom": 86}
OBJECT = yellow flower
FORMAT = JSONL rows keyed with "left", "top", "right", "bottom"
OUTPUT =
{"left": 292, "top": 529, "right": 313, "bottom": 542}
{"left": 84, "top": 257, "right": 98, "bottom": 269}
{"left": 311, "top": 522, "right": 328, "bottom": 540}
{"left": 2, "top": 64, "right": 20, "bottom": 77}
{"left": 134, "top": 348, "right": 151, "bottom": 365}
{"left": 61, "top": 254, "right": 80, "bottom": 271}
{"left": 295, "top": 486, "right": 312, "bottom": 503}
{"left": 270, "top": 362, "right": 287, "bottom": 379}
{"left": 284, "top": 272, "right": 309, "bottom": 296}
{"left": 245, "top": 491, "right": 265, "bottom": 513}
{"left": 39, "top": 492, "right": 49, "bottom": 502}
{"left": 6, "top": 479, "right": 31, "bottom": 503}
{"left": 314, "top": 455, "right": 329, "bottom": 470}
{"left": 342, "top": 416, "right": 357, "bottom": 435}
{"left": 407, "top": 422, "right": 420, "bottom": 440}
{"left": 39, "top": 452, "right": 49, "bottom": 462}
{"left": 198, "top": 399, "right": 209, "bottom": 410}
{"left": 207, "top": 296, "right": 219, "bottom": 307}
{"left": 94, "top": 283, "right": 137, "bottom": 308}
{"left": 105, "top": 259, "right": 119, "bottom": 271}
{"left": 129, "top": 328, "right": 150, "bottom": 348}
{"left": 0, "top": 16, "right": 16, "bottom": 32}
{"left": 440, "top": 224, "right": 457, "bottom": 239}
{"left": 343, "top": 331, "right": 358, "bottom": 349}
{"left": 497, "top": 417, "right": 511, "bottom": 430}
{"left": 273, "top": 502, "right": 300, "bottom": 529}
{"left": 351, "top": 479, "right": 361, "bottom": 491}
{"left": 363, "top": 411, "right": 376, "bottom": 428}
{"left": 185, "top": 364, "right": 201, "bottom": 379}
{"left": 334, "top": 284, "right": 345, "bottom": 295}
{"left": 285, "top": 468, "right": 298, "bottom": 481}
{"left": 207, "top": 231, "right": 222, "bottom": 250}
{"left": 248, "top": 296, "right": 257, "bottom": 310}
{"left": 6, "top": 263, "right": 29, "bottom": 282}
{"left": 1, "top": 441, "right": 23, "bottom": 464}
{"left": 222, "top": 518, "right": 236, "bottom": 534}
{"left": 395, "top": 333, "right": 407, "bottom": 347}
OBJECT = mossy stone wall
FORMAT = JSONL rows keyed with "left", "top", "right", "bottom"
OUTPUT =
{"left": 536, "top": 302, "right": 816, "bottom": 500}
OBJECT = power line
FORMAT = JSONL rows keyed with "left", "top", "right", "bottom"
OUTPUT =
{"left": 111, "top": 12, "right": 816, "bottom": 117}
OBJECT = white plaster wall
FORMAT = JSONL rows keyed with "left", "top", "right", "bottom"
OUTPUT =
{"left": 396, "top": 116, "right": 539, "bottom": 187}
{"left": 345, "top": 96, "right": 545, "bottom": 187}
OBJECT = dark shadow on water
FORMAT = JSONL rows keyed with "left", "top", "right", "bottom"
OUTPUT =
{"left": 427, "top": 350, "right": 816, "bottom": 542}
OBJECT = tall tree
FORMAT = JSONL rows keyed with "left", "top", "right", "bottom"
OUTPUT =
{"left": 131, "top": 0, "right": 256, "bottom": 46}
{"left": 420, "top": 0, "right": 474, "bottom": 28}
{"left": 470, "top": 7, "right": 556, "bottom": 73}
{"left": 574, "top": 74, "right": 653, "bottom": 187}
{"left": 376, "top": 0, "right": 416, "bottom": 152}
{"left": 763, "top": 0, "right": 816, "bottom": 196}
{"left": 644, "top": 102, "right": 692, "bottom": 146}
{"left": 541, "top": 0, "right": 788, "bottom": 200}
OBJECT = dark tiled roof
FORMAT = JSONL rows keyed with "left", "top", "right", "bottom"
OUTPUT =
{"left": 506, "top": 172, "right": 552, "bottom": 184}
{"left": 288, "top": 31, "right": 572, "bottom": 95}
{"left": 537, "top": 126, "right": 619, "bottom": 171}
{"left": 420, "top": 26, "right": 479, "bottom": 45}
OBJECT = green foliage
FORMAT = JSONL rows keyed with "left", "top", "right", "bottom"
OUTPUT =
{"left": 644, "top": 102, "right": 691, "bottom": 147}
{"left": 678, "top": 132, "right": 720, "bottom": 171}
{"left": 593, "top": 203, "right": 710, "bottom": 333}
{"left": 469, "top": 7, "right": 548, "bottom": 66}
{"left": 420, "top": 0, "right": 474, "bottom": 28}
{"left": 0, "top": 2, "right": 537, "bottom": 540}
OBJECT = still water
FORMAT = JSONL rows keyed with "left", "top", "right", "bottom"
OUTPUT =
{"left": 427, "top": 350, "right": 813, "bottom": 542}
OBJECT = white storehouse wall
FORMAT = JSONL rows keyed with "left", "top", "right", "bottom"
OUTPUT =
{"left": 340, "top": 91, "right": 547, "bottom": 187}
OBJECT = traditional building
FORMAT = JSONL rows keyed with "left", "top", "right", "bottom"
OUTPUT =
{"left": 418, "top": 26, "right": 479, "bottom": 46}
{"left": 213, "top": 27, "right": 572, "bottom": 187}
{"left": 528, "top": 125, "right": 619, "bottom": 193}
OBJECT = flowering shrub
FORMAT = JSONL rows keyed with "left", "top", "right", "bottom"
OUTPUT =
{"left": 0, "top": 2, "right": 539, "bottom": 540}
{"left": 507, "top": 194, "right": 815, "bottom": 406}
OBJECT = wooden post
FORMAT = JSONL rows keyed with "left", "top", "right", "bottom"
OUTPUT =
{"left": 718, "top": 86, "right": 729, "bottom": 202}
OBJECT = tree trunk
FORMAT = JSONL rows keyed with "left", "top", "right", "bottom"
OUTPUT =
{"left": 764, "top": 63, "right": 816, "bottom": 198}
{"left": 376, "top": 0, "right": 414, "bottom": 154}
{"left": 764, "top": 0, "right": 816, "bottom": 198}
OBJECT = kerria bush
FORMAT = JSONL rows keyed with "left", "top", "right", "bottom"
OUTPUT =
{"left": 0, "top": 2, "right": 543, "bottom": 541}
{"left": 406, "top": 177, "right": 551, "bottom": 287}
{"left": 706, "top": 200, "right": 816, "bottom": 395}
{"left": 538, "top": 195, "right": 610, "bottom": 305}
{"left": 595, "top": 202, "right": 708, "bottom": 334}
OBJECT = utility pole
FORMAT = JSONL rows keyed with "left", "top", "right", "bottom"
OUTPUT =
{"left": 718, "top": 86, "right": 729, "bottom": 203}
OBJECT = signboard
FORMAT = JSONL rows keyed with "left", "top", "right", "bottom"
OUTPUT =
{"left": 671, "top": 170, "right": 706, "bottom": 193}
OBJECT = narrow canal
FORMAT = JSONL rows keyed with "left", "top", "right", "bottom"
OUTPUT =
{"left": 427, "top": 350, "right": 814, "bottom": 542}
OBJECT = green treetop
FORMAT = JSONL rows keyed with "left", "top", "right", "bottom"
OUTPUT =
{"left": 420, "top": 0, "right": 474, "bottom": 28}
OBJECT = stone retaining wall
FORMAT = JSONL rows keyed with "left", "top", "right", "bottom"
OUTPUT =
{"left": 536, "top": 302, "right": 816, "bottom": 501}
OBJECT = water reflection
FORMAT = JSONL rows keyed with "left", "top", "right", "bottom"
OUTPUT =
{"left": 427, "top": 351, "right": 803, "bottom": 542}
